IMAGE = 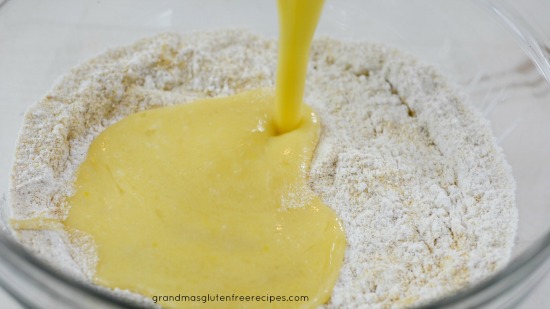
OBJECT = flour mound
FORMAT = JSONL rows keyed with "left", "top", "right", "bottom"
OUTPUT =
{"left": 10, "top": 31, "right": 517, "bottom": 308}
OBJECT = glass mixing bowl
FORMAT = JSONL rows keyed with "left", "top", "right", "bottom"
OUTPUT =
{"left": 0, "top": 0, "right": 549, "bottom": 308}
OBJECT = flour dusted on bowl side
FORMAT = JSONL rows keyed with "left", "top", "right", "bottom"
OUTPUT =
{"left": 9, "top": 31, "right": 517, "bottom": 308}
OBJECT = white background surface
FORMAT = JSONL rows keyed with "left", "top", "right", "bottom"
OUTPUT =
{"left": 0, "top": 0, "right": 549, "bottom": 308}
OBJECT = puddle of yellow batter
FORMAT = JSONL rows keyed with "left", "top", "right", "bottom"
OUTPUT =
{"left": 64, "top": 89, "right": 346, "bottom": 308}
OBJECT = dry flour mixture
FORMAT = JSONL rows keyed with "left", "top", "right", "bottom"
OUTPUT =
{"left": 9, "top": 31, "right": 517, "bottom": 308}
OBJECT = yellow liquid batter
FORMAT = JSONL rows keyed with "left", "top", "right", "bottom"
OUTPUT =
{"left": 62, "top": 0, "right": 345, "bottom": 308}
{"left": 65, "top": 90, "right": 345, "bottom": 308}
{"left": 275, "top": 0, "right": 325, "bottom": 134}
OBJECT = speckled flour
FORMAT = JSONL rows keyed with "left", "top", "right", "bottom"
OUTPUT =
{"left": 9, "top": 31, "right": 517, "bottom": 308}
